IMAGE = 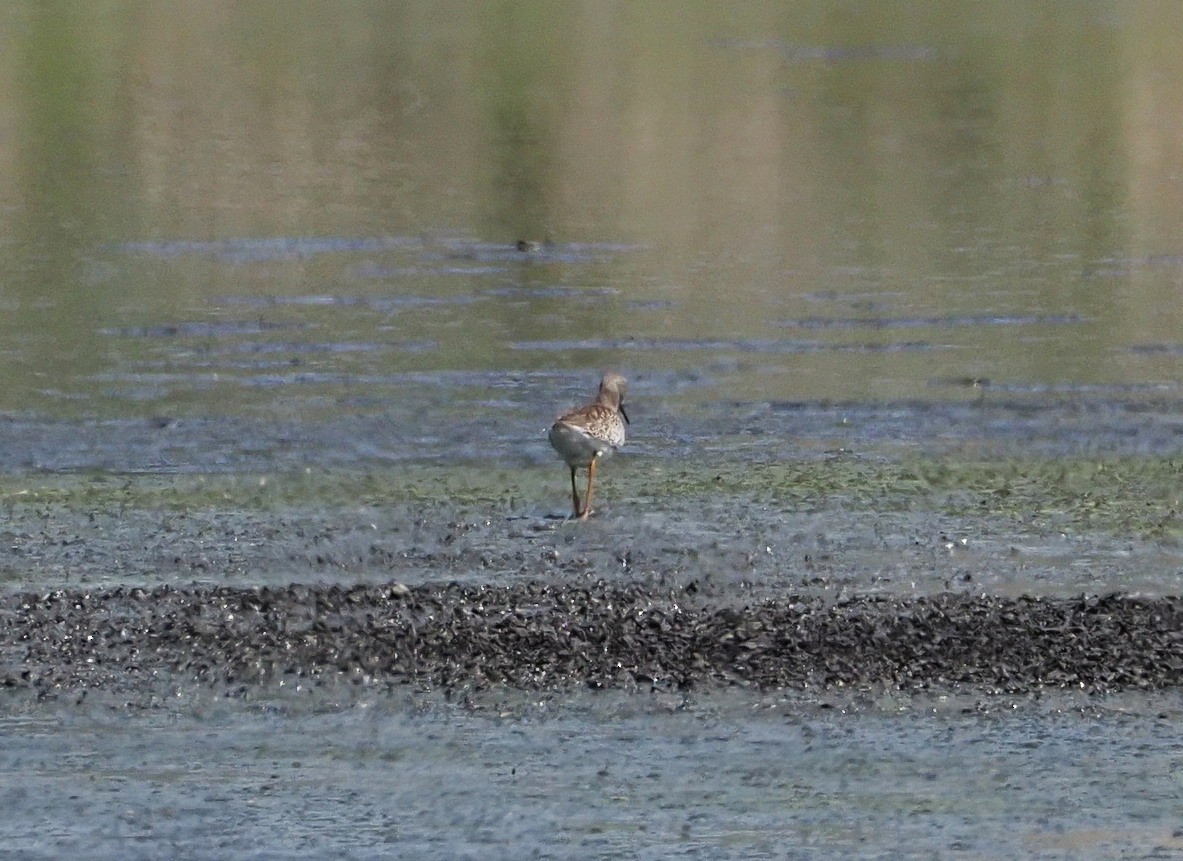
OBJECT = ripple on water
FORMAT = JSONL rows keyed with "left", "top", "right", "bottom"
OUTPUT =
{"left": 711, "top": 37, "right": 940, "bottom": 62}
{"left": 1127, "top": 343, "right": 1183, "bottom": 356}
{"left": 779, "top": 313, "right": 1087, "bottom": 329}
{"left": 118, "top": 235, "right": 422, "bottom": 262}
{"left": 99, "top": 320, "right": 308, "bottom": 338}
{"left": 213, "top": 293, "right": 478, "bottom": 310}
{"left": 482, "top": 285, "right": 621, "bottom": 299}
{"left": 509, "top": 337, "right": 941, "bottom": 354}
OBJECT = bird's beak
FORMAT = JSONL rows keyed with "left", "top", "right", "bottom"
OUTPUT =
{"left": 620, "top": 404, "right": 630, "bottom": 424}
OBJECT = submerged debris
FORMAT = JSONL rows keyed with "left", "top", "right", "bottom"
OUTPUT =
{"left": 1, "top": 582, "right": 1179, "bottom": 699}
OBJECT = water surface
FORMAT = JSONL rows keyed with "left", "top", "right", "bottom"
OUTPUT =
{"left": 1, "top": 3, "right": 1181, "bottom": 859}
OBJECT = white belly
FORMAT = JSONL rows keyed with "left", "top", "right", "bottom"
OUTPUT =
{"left": 548, "top": 422, "right": 616, "bottom": 468}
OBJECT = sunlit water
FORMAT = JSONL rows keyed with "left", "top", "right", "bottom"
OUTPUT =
{"left": 2, "top": 691, "right": 1181, "bottom": 861}
{"left": 1, "top": 3, "right": 1182, "bottom": 472}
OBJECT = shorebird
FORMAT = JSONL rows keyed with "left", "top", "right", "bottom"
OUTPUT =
{"left": 548, "top": 372, "right": 629, "bottom": 520}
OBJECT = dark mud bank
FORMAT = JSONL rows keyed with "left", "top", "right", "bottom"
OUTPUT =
{"left": 3, "top": 582, "right": 1180, "bottom": 699}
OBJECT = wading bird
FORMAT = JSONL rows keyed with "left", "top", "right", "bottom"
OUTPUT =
{"left": 548, "top": 373, "right": 629, "bottom": 520}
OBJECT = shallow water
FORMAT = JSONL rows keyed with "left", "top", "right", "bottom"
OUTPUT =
{"left": 2, "top": 3, "right": 1183, "bottom": 859}
{"left": 2, "top": 5, "right": 1183, "bottom": 440}
{"left": 2, "top": 692, "right": 1181, "bottom": 860}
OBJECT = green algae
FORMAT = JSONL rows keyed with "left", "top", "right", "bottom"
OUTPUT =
{"left": 634, "top": 454, "right": 1182, "bottom": 540}
{"left": 1, "top": 454, "right": 1178, "bottom": 542}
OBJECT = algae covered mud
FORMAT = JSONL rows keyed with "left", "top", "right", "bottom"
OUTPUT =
{"left": 1, "top": 409, "right": 1180, "bottom": 859}
{"left": 0, "top": 412, "right": 1179, "bottom": 598}
{"left": 1, "top": 437, "right": 1181, "bottom": 861}
{"left": 2, "top": 360, "right": 1182, "bottom": 861}
{"left": 0, "top": 411, "right": 1179, "bottom": 701}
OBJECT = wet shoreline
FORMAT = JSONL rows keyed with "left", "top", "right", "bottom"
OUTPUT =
{"left": 5, "top": 581, "right": 1179, "bottom": 702}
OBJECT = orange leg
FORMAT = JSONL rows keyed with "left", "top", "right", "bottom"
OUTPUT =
{"left": 579, "top": 456, "right": 598, "bottom": 520}
{"left": 569, "top": 466, "right": 582, "bottom": 518}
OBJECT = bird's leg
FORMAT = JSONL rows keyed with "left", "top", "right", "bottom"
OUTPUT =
{"left": 569, "top": 466, "right": 582, "bottom": 519}
{"left": 579, "top": 456, "right": 598, "bottom": 521}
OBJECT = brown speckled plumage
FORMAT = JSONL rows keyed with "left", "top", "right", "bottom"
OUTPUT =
{"left": 548, "top": 373, "right": 628, "bottom": 519}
